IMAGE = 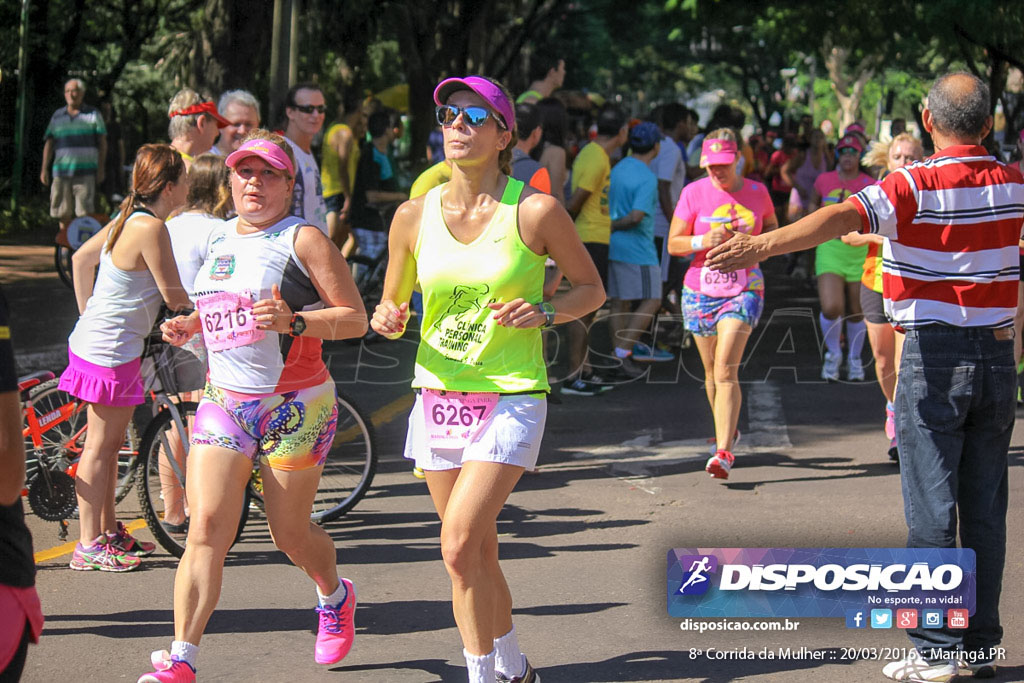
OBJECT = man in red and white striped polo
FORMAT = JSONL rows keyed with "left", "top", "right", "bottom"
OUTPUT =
{"left": 705, "top": 72, "right": 1023, "bottom": 682}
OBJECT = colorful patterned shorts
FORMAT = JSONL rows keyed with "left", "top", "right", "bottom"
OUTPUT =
{"left": 682, "top": 287, "right": 765, "bottom": 337}
{"left": 191, "top": 378, "right": 338, "bottom": 471}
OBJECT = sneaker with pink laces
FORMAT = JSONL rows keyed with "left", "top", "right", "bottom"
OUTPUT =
{"left": 110, "top": 521, "right": 156, "bottom": 557}
{"left": 137, "top": 650, "right": 195, "bottom": 683}
{"left": 69, "top": 534, "right": 141, "bottom": 572}
{"left": 705, "top": 450, "right": 735, "bottom": 480}
{"left": 315, "top": 578, "right": 356, "bottom": 665}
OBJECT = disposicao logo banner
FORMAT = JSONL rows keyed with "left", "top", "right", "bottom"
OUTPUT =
{"left": 667, "top": 548, "right": 975, "bottom": 618}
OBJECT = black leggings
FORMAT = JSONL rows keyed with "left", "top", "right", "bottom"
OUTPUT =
{"left": 0, "top": 620, "right": 30, "bottom": 683}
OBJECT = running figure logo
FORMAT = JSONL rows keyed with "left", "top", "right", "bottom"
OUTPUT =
{"left": 677, "top": 554, "right": 718, "bottom": 595}
{"left": 434, "top": 283, "right": 491, "bottom": 330}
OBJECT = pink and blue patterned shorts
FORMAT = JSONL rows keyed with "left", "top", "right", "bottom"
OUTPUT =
{"left": 682, "top": 287, "right": 764, "bottom": 337}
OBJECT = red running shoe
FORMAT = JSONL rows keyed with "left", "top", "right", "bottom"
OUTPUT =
{"left": 705, "top": 450, "right": 735, "bottom": 480}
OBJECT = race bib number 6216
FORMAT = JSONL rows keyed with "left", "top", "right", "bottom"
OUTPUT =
{"left": 195, "top": 290, "right": 264, "bottom": 352}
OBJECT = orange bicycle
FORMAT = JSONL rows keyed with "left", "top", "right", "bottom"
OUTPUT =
{"left": 19, "top": 370, "right": 139, "bottom": 540}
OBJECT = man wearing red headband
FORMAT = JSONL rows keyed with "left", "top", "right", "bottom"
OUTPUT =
{"left": 167, "top": 88, "right": 229, "bottom": 170}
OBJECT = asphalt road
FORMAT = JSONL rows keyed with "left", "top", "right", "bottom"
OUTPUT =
{"left": 6, "top": 247, "right": 1023, "bottom": 683}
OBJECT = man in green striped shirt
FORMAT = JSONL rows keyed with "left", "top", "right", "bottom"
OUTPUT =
{"left": 40, "top": 79, "right": 107, "bottom": 239}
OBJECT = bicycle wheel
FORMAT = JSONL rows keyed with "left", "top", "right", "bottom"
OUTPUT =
{"left": 24, "top": 378, "right": 139, "bottom": 505}
{"left": 136, "top": 402, "right": 248, "bottom": 558}
{"left": 55, "top": 244, "right": 74, "bottom": 289}
{"left": 312, "top": 392, "right": 377, "bottom": 523}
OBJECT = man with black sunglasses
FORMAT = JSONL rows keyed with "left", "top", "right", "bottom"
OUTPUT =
{"left": 283, "top": 82, "right": 329, "bottom": 236}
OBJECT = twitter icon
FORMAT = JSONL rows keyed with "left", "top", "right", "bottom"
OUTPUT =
{"left": 871, "top": 609, "right": 893, "bottom": 629}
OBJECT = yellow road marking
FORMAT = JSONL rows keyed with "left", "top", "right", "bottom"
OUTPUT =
{"left": 34, "top": 393, "right": 414, "bottom": 563}
{"left": 34, "top": 518, "right": 147, "bottom": 563}
{"left": 371, "top": 392, "right": 414, "bottom": 426}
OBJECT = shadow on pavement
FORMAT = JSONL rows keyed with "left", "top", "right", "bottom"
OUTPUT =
{"left": 40, "top": 607, "right": 313, "bottom": 639}
{"left": 331, "top": 657, "right": 463, "bottom": 681}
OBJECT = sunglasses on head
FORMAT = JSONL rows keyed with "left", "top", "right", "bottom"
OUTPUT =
{"left": 292, "top": 104, "right": 326, "bottom": 114}
{"left": 435, "top": 104, "right": 505, "bottom": 129}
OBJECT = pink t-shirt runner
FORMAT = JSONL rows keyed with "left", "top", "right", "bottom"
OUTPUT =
{"left": 813, "top": 170, "right": 874, "bottom": 207}
{"left": 674, "top": 176, "right": 775, "bottom": 293}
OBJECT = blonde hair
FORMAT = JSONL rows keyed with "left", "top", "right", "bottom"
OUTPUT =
{"left": 864, "top": 133, "right": 924, "bottom": 175}
{"left": 184, "top": 154, "right": 232, "bottom": 219}
{"left": 237, "top": 129, "right": 296, "bottom": 179}
{"left": 706, "top": 127, "right": 737, "bottom": 143}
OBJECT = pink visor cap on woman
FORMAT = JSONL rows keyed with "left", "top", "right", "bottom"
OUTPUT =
{"left": 700, "top": 138, "right": 738, "bottom": 167}
{"left": 225, "top": 139, "right": 294, "bottom": 176}
{"left": 433, "top": 76, "right": 515, "bottom": 132}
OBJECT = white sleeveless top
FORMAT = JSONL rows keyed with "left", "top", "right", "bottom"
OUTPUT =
{"left": 68, "top": 212, "right": 164, "bottom": 367}
{"left": 191, "top": 215, "right": 327, "bottom": 394}
{"left": 165, "top": 211, "right": 222, "bottom": 300}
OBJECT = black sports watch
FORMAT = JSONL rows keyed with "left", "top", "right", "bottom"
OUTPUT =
{"left": 288, "top": 313, "right": 307, "bottom": 337}
{"left": 538, "top": 302, "right": 556, "bottom": 328}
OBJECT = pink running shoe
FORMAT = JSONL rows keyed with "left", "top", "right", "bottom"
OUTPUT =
{"left": 705, "top": 450, "right": 735, "bottom": 480}
{"left": 315, "top": 578, "right": 356, "bottom": 665}
{"left": 884, "top": 405, "right": 896, "bottom": 441}
{"left": 69, "top": 534, "right": 141, "bottom": 572}
{"left": 111, "top": 521, "right": 156, "bottom": 557}
{"left": 137, "top": 650, "right": 195, "bottom": 683}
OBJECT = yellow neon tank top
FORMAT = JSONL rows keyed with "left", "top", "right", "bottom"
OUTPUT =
{"left": 320, "top": 123, "right": 360, "bottom": 198}
{"left": 413, "top": 177, "right": 549, "bottom": 393}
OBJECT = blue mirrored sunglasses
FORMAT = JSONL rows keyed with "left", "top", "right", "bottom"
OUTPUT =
{"left": 435, "top": 104, "right": 506, "bottom": 129}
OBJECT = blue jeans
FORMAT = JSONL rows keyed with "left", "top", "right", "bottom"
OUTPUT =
{"left": 896, "top": 325, "right": 1015, "bottom": 661}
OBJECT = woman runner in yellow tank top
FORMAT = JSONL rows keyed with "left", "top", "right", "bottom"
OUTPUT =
{"left": 371, "top": 76, "right": 604, "bottom": 683}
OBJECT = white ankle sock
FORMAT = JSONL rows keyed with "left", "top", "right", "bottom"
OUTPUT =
{"left": 317, "top": 578, "right": 348, "bottom": 607}
{"left": 493, "top": 626, "right": 524, "bottom": 678}
{"left": 464, "top": 648, "right": 496, "bottom": 683}
{"left": 170, "top": 641, "right": 198, "bottom": 670}
{"left": 819, "top": 313, "right": 842, "bottom": 356}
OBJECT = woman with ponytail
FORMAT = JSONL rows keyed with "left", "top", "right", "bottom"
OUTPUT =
{"left": 61, "top": 143, "right": 193, "bottom": 572}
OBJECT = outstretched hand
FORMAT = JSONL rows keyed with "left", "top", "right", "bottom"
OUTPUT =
{"left": 705, "top": 232, "right": 764, "bottom": 273}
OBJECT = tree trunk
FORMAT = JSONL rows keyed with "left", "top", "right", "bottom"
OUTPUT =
{"left": 822, "top": 38, "right": 878, "bottom": 132}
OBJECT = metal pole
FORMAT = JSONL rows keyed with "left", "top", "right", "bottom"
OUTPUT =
{"left": 11, "top": 0, "right": 31, "bottom": 210}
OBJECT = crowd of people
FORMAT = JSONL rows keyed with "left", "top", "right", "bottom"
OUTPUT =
{"left": 3, "top": 59, "right": 1021, "bottom": 683}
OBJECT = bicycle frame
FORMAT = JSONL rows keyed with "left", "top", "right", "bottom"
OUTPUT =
{"left": 141, "top": 340, "right": 192, "bottom": 488}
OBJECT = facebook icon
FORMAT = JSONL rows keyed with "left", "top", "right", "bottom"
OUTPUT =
{"left": 845, "top": 609, "right": 867, "bottom": 629}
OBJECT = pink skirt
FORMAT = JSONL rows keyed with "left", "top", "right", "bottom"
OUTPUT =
{"left": 58, "top": 349, "right": 144, "bottom": 406}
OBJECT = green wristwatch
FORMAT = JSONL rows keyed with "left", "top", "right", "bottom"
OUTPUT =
{"left": 539, "top": 302, "right": 556, "bottom": 328}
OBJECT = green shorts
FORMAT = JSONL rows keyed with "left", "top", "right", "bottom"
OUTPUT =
{"left": 815, "top": 238, "right": 868, "bottom": 283}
